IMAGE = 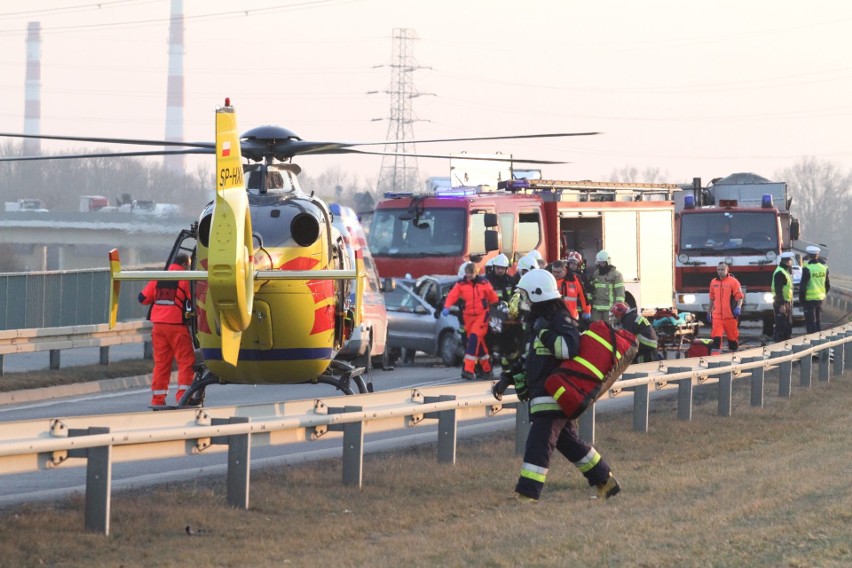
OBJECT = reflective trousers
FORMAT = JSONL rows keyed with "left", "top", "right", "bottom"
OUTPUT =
{"left": 462, "top": 318, "right": 491, "bottom": 374}
{"left": 515, "top": 411, "right": 611, "bottom": 500}
{"left": 150, "top": 323, "right": 195, "bottom": 405}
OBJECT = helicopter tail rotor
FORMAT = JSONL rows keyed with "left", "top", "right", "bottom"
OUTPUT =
{"left": 207, "top": 102, "right": 254, "bottom": 366}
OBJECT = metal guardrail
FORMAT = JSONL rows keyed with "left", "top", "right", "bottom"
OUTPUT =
{"left": 0, "top": 321, "right": 152, "bottom": 376}
{"left": 0, "top": 323, "right": 850, "bottom": 534}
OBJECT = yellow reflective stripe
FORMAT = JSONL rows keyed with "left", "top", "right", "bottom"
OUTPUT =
{"left": 573, "top": 356, "right": 604, "bottom": 380}
{"left": 574, "top": 448, "right": 601, "bottom": 473}
{"left": 520, "top": 462, "right": 548, "bottom": 483}
{"left": 552, "top": 386, "right": 566, "bottom": 400}
{"left": 585, "top": 329, "right": 614, "bottom": 353}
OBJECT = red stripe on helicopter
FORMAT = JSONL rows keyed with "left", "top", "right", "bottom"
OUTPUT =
{"left": 279, "top": 257, "right": 335, "bottom": 335}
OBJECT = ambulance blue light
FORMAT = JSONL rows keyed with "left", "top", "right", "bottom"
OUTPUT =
{"left": 383, "top": 192, "right": 415, "bottom": 199}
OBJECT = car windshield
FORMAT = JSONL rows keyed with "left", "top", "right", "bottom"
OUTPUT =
{"left": 368, "top": 207, "right": 467, "bottom": 256}
{"left": 384, "top": 281, "right": 418, "bottom": 311}
{"left": 680, "top": 211, "right": 779, "bottom": 252}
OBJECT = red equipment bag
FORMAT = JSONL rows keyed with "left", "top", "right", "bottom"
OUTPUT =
{"left": 544, "top": 320, "right": 638, "bottom": 419}
{"left": 687, "top": 338, "right": 714, "bottom": 358}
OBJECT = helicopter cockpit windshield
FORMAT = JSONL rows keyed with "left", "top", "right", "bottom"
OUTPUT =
{"left": 245, "top": 164, "right": 299, "bottom": 195}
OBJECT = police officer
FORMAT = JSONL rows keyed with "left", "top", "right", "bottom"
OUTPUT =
{"left": 799, "top": 245, "right": 830, "bottom": 334}
{"left": 499, "top": 269, "right": 620, "bottom": 501}
{"left": 588, "top": 250, "right": 625, "bottom": 321}
{"left": 772, "top": 252, "right": 796, "bottom": 342}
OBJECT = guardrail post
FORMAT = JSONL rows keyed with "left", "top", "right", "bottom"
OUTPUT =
{"left": 68, "top": 426, "right": 112, "bottom": 535}
{"left": 832, "top": 332, "right": 845, "bottom": 377}
{"left": 0, "top": 354, "right": 4, "bottom": 377}
{"left": 99, "top": 346, "right": 110, "bottom": 365}
{"left": 666, "top": 367, "right": 692, "bottom": 421}
{"left": 709, "top": 361, "right": 732, "bottom": 417}
{"left": 743, "top": 356, "right": 765, "bottom": 407}
{"left": 845, "top": 330, "right": 852, "bottom": 370}
{"left": 144, "top": 340, "right": 154, "bottom": 360}
{"left": 625, "top": 372, "right": 649, "bottom": 432}
{"left": 49, "top": 349, "right": 61, "bottom": 370}
{"left": 424, "top": 395, "right": 457, "bottom": 464}
{"left": 776, "top": 348, "right": 793, "bottom": 398}
{"left": 817, "top": 339, "right": 830, "bottom": 383}
{"left": 794, "top": 343, "right": 812, "bottom": 388}
{"left": 341, "top": 406, "right": 364, "bottom": 487}
{"left": 513, "top": 401, "right": 529, "bottom": 456}
{"left": 578, "top": 403, "right": 595, "bottom": 444}
{"left": 212, "top": 416, "right": 252, "bottom": 509}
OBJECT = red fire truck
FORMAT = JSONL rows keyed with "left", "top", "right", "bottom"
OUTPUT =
{"left": 368, "top": 178, "right": 679, "bottom": 312}
{"left": 673, "top": 172, "right": 801, "bottom": 335}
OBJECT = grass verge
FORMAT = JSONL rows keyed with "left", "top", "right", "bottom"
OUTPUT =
{"left": 1, "top": 370, "right": 850, "bottom": 567}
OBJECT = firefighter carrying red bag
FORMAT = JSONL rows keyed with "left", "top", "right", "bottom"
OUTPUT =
{"left": 491, "top": 269, "right": 636, "bottom": 501}
{"left": 544, "top": 319, "right": 638, "bottom": 419}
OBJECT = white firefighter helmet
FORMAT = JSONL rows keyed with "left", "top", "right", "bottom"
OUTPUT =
{"left": 595, "top": 249, "right": 610, "bottom": 263}
{"left": 517, "top": 252, "right": 539, "bottom": 273}
{"left": 492, "top": 253, "right": 510, "bottom": 268}
{"left": 517, "top": 269, "right": 561, "bottom": 303}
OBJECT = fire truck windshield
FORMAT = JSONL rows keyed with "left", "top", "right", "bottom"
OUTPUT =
{"left": 368, "top": 207, "right": 467, "bottom": 256}
{"left": 679, "top": 211, "right": 779, "bottom": 252}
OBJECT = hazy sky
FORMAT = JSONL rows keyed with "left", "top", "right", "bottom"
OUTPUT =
{"left": 2, "top": 0, "right": 852, "bottom": 187}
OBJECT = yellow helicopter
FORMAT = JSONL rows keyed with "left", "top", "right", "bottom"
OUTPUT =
{"left": 1, "top": 99, "right": 598, "bottom": 405}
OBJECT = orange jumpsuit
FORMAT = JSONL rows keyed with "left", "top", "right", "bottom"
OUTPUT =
{"left": 709, "top": 274, "right": 744, "bottom": 351}
{"left": 557, "top": 275, "right": 590, "bottom": 320}
{"left": 139, "top": 263, "right": 195, "bottom": 405}
{"left": 445, "top": 276, "right": 499, "bottom": 375}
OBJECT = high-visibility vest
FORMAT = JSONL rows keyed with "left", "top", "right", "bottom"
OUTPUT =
{"left": 804, "top": 262, "right": 828, "bottom": 301}
{"left": 771, "top": 266, "right": 792, "bottom": 302}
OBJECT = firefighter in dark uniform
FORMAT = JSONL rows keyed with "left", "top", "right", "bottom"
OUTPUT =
{"left": 609, "top": 302, "right": 658, "bottom": 363}
{"left": 495, "top": 269, "right": 621, "bottom": 501}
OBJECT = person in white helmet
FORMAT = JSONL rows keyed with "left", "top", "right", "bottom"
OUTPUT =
{"left": 485, "top": 253, "right": 513, "bottom": 302}
{"left": 588, "top": 250, "right": 624, "bottom": 321}
{"left": 494, "top": 269, "right": 621, "bottom": 502}
{"left": 511, "top": 251, "right": 541, "bottom": 287}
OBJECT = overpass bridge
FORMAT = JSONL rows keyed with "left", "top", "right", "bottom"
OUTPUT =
{"left": 0, "top": 211, "right": 195, "bottom": 271}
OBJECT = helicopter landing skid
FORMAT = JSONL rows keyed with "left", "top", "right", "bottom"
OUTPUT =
{"left": 318, "top": 360, "right": 372, "bottom": 394}
{"left": 176, "top": 370, "right": 218, "bottom": 408}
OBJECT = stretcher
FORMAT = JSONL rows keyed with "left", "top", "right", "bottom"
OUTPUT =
{"left": 650, "top": 309, "right": 701, "bottom": 359}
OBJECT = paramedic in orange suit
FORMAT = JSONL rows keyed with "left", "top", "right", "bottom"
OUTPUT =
{"left": 708, "top": 261, "right": 744, "bottom": 352}
{"left": 138, "top": 254, "right": 195, "bottom": 406}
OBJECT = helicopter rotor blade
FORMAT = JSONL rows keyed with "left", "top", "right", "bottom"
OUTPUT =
{"left": 0, "top": 149, "right": 213, "bottom": 162}
{"left": 0, "top": 131, "right": 214, "bottom": 149}
{"left": 351, "top": 131, "right": 601, "bottom": 147}
{"left": 328, "top": 148, "right": 569, "bottom": 165}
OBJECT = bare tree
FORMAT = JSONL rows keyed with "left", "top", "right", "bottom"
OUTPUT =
{"left": 608, "top": 165, "right": 668, "bottom": 184}
{"left": 778, "top": 157, "right": 852, "bottom": 273}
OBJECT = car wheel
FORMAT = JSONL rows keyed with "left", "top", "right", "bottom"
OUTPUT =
{"left": 373, "top": 342, "right": 392, "bottom": 371}
{"left": 438, "top": 330, "right": 462, "bottom": 367}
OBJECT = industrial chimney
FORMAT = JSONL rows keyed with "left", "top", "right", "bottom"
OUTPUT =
{"left": 163, "top": 0, "right": 185, "bottom": 172}
{"left": 23, "top": 22, "right": 41, "bottom": 155}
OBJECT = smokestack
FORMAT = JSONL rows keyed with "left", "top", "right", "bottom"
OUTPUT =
{"left": 164, "top": 0, "right": 185, "bottom": 172}
{"left": 23, "top": 22, "right": 41, "bottom": 155}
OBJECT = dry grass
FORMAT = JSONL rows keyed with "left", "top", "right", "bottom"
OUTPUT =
{"left": 0, "top": 360, "right": 153, "bottom": 392}
{"left": 1, "top": 372, "right": 851, "bottom": 567}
